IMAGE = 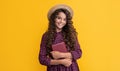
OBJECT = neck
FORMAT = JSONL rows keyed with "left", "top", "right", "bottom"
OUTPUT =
{"left": 56, "top": 28, "right": 62, "bottom": 32}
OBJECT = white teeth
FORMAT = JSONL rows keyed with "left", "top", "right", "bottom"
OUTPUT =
{"left": 57, "top": 23, "right": 64, "bottom": 27}
{"left": 58, "top": 24, "right": 62, "bottom": 26}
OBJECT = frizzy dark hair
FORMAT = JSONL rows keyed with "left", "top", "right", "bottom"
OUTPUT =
{"left": 44, "top": 8, "right": 78, "bottom": 55}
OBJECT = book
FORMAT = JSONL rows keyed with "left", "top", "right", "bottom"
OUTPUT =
{"left": 52, "top": 42, "right": 67, "bottom": 52}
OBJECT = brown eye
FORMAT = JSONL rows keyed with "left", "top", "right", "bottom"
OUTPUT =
{"left": 57, "top": 16, "right": 61, "bottom": 19}
{"left": 64, "top": 18, "right": 66, "bottom": 21}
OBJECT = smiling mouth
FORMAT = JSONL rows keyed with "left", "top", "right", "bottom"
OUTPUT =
{"left": 58, "top": 24, "right": 62, "bottom": 26}
{"left": 58, "top": 23, "right": 64, "bottom": 25}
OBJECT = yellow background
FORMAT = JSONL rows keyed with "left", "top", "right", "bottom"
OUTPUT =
{"left": 0, "top": 0, "right": 120, "bottom": 71}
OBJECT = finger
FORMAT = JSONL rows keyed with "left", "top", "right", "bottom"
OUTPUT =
{"left": 50, "top": 51, "right": 54, "bottom": 54}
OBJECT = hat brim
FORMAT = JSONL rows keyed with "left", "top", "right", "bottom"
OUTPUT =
{"left": 47, "top": 4, "right": 73, "bottom": 20}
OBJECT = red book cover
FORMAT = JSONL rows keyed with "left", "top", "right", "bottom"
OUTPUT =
{"left": 52, "top": 42, "right": 67, "bottom": 52}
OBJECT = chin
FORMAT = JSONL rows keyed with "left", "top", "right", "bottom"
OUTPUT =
{"left": 57, "top": 27, "right": 62, "bottom": 30}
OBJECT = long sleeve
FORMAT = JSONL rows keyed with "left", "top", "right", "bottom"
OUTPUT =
{"left": 38, "top": 33, "right": 51, "bottom": 66}
{"left": 71, "top": 37, "right": 82, "bottom": 61}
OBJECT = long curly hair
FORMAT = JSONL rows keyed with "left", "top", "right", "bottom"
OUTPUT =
{"left": 44, "top": 9, "right": 78, "bottom": 55}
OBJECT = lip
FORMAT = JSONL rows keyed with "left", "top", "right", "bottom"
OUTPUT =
{"left": 58, "top": 23, "right": 64, "bottom": 25}
{"left": 58, "top": 23, "right": 63, "bottom": 25}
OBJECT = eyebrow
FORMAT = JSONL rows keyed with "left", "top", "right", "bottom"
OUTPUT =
{"left": 56, "top": 15, "right": 66, "bottom": 19}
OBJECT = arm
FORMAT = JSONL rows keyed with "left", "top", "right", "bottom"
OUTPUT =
{"left": 38, "top": 33, "right": 71, "bottom": 66}
{"left": 70, "top": 37, "right": 82, "bottom": 60}
{"left": 61, "top": 38, "right": 82, "bottom": 60}
{"left": 38, "top": 33, "right": 51, "bottom": 66}
{"left": 50, "top": 51, "right": 72, "bottom": 59}
{"left": 50, "top": 59, "right": 72, "bottom": 67}
{"left": 51, "top": 37, "right": 82, "bottom": 60}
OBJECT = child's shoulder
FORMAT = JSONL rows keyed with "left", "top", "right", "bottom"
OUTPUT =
{"left": 41, "top": 32, "right": 46, "bottom": 36}
{"left": 41, "top": 32, "right": 48, "bottom": 39}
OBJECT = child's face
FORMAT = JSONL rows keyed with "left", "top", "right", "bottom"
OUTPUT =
{"left": 54, "top": 12, "right": 67, "bottom": 31}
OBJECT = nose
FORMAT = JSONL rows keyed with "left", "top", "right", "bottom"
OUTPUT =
{"left": 60, "top": 19, "right": 64, "bottom": 23}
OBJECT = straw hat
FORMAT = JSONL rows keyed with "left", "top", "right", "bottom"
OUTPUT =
{"left": 47, "top": 4, "right": 73, "bottom": 20}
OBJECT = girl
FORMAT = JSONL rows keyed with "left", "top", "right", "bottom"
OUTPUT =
{"left": 39, "top": 4, "right": 82, "bottom": 71}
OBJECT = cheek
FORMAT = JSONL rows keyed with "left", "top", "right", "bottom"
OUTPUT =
{"left": 54, "top": 19, "right": 59, "bottom": 25}
{"left": 55, "top": 19, "right": 60, "bottom": 23}
{"left": 63, "top": 21, "right": 67, "bottom": 25}
{"left": 64, "top": 21, "right": 67, "bottom": 24}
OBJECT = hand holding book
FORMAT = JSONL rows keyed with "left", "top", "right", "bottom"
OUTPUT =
{"left": 51, "top": 42, "right": 68, "bottom": 59}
